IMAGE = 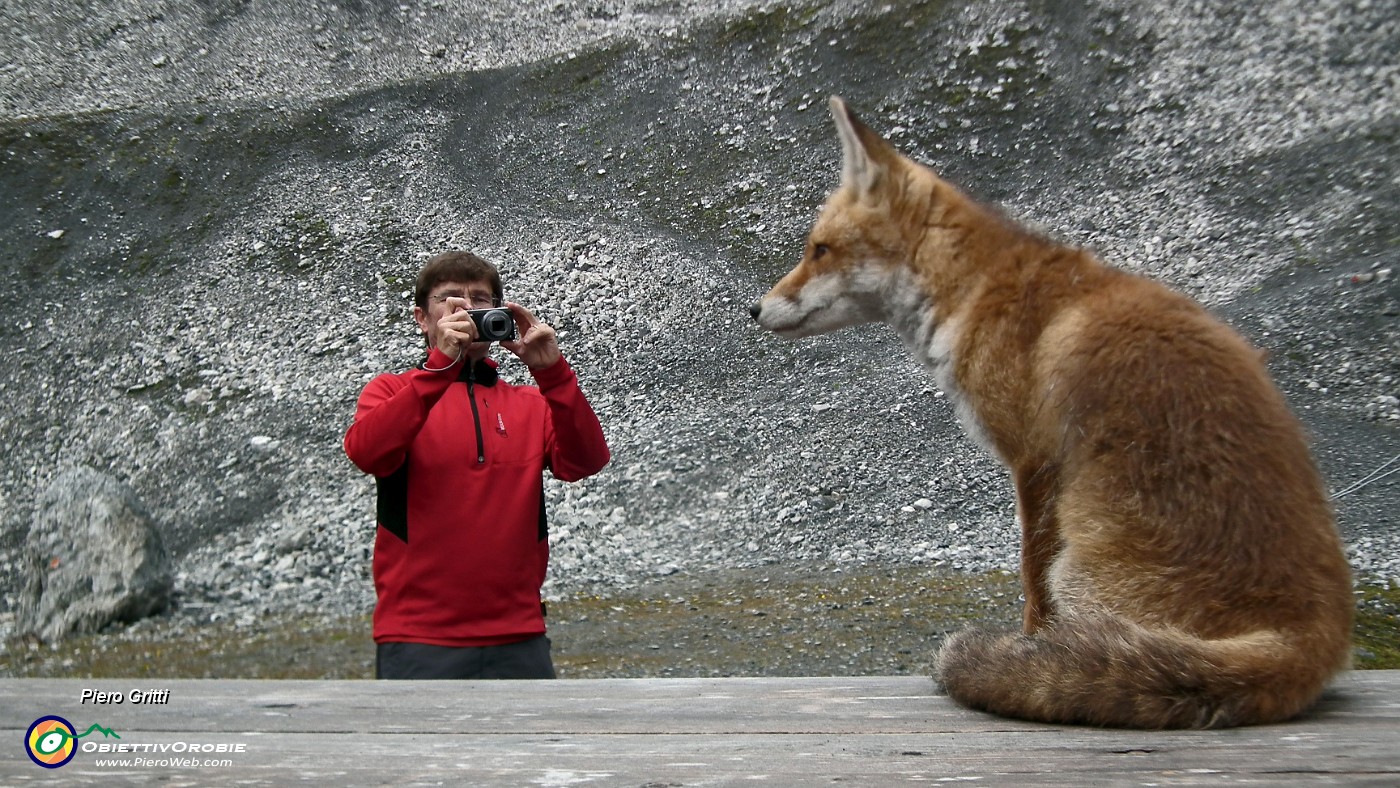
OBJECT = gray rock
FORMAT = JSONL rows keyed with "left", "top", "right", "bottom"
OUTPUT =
{"left": 16, "top": 468, "right": 173, "bottom": 642}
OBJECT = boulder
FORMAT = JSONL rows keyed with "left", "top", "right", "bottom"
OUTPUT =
{"left": 16, "top": 467, "right": 173, "bottom": 642}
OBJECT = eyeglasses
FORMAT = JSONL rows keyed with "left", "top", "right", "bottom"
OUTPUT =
{"left": 429, "top": 290, "right": 501, "bottom": 309}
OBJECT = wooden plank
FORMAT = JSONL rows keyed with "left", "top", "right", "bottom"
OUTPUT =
{"left": 5, "top": 673, "right": 1395, "bottom": 734}
{"left": 1, "top": 676, "right": 997, "bottom": 734}
{"left": 2, "top": 673, "right": 1396, "bottom": 786}
{"left": 7, "top": 729, "right": 1398, "bottom": 786}
{"left": 17, "top": 731, "right": 1400, "bottom": 784}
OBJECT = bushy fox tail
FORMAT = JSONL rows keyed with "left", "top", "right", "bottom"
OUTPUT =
{"left": 935, "top": 614, "right": 1341, "bottom": 729}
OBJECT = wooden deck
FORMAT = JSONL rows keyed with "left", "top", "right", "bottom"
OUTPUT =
{"left": 3, "top": 672, "right": 1397, "bottom": 785}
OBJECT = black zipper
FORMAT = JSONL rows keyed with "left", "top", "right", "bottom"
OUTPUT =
{"left": 466, "top": 364, "right": 485, "bottom": 464}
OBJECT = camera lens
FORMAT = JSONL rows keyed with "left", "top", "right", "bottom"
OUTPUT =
{"left": 483, "top": 310, "right": 511, "bottom": 339}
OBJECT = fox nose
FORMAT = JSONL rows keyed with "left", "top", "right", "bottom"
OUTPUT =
{"left": 749, "top": 302, "right": 762, "bottom": 321}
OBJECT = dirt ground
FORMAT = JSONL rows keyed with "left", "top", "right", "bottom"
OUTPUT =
{"left": 0, "top": 563, "right": 1023, "bottom": 679}
{"left": 6, "top": 562, "right": 1398, "bottom": 680}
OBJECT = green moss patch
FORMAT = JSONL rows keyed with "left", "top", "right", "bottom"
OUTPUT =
{"left": 1355, "top": 582, "right": 1400, "bottom": 669}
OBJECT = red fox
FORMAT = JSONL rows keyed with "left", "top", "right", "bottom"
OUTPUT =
{"left": 750, "top": 97, "right": 1353, "bottom": 729}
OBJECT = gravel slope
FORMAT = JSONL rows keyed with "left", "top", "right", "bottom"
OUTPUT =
{"left": 0, "top": 0, "right": 1395, "bottom": 649}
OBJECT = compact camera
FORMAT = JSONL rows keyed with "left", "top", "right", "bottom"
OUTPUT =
{"left": 468, "top": 307, "right": 517, "bottom": 342}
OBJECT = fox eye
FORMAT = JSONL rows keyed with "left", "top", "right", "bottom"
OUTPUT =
{"left": 812, "top": 243, "right": 830, "bottom": 260}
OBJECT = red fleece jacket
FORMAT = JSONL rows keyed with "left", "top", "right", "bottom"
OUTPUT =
{"left": 344, "top": 349, "right": 609, "bottom": 646}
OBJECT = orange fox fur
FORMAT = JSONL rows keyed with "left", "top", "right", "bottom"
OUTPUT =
{"left": 750, "top": 97, "right": 1353, "bottom": 729}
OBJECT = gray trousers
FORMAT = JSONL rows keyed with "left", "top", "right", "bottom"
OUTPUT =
{"left": 376, "top": 635, "right": 556, "bottom": 680}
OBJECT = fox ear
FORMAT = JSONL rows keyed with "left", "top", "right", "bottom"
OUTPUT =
{"left": 829, "top": 96, "right": 897, "bottom": 201}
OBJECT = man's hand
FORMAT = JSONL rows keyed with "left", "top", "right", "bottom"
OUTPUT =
{"left": 500, "top": 302, "right": 562, "bottom": 370}
{"left": 434, "top": 297, "right": 480, "bottom": 358}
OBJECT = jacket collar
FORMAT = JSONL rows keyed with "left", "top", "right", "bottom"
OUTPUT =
{"left": 457, "top": 356, "right": 499, "bottom": 386}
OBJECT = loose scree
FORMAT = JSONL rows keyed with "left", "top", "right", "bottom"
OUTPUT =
{"left": 750, "top": 96, "right": 1353, "bottom": 729}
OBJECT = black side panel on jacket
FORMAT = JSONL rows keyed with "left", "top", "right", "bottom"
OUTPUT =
{"left": 537, "top": 479, "right": 547, "bottom": 542}
{"left": 377, "top": 462, "right": 410, "bottom": 542}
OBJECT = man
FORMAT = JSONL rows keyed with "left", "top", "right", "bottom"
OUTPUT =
{"left": 344, "top": 250, "right": 610, "bottom": 679}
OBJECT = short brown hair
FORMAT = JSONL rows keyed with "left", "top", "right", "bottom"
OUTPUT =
{"left": 414, "top": 251, "right": 503, "bottom": 308}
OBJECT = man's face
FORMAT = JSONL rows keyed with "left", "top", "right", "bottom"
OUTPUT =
{"left": 414, "top": 278, "right": 499, "bottom": 354}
